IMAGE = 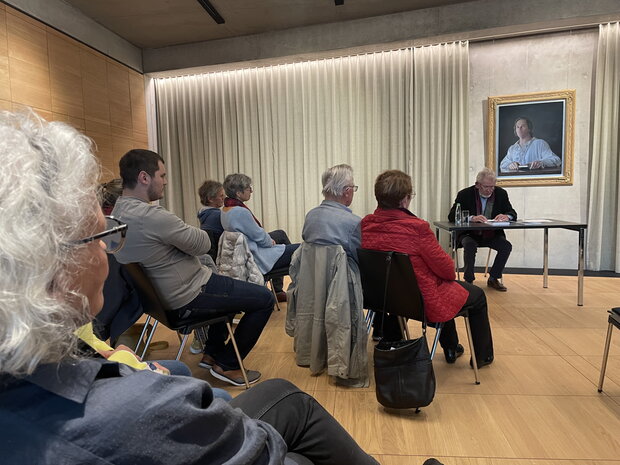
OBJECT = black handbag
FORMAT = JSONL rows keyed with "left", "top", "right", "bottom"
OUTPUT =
{"left": 373, "top": 332, "right": 436, "bottom": 410}
{"left": 371, "top": 250, "right": 435, "bottom": 411}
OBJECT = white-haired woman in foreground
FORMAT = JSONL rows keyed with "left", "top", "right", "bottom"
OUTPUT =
{"left": 0, "top": 111, "right": 419, "bottom": 465}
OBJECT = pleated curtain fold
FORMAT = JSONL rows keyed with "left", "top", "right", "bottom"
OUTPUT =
{"left": 587, "top": 23, "right": 620, "bottom": 272}
{"left": 154, "top": 42, "right": 469, "bottom": 240}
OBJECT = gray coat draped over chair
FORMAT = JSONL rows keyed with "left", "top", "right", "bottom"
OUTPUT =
{"left": 286, "top": 242, "right": 368, "bottom": 385}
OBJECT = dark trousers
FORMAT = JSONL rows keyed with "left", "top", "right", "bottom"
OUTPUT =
{"left": 176, "top": 273, "right": 275, "bottom": 371}
{"left": 437, "top": 281, "right": 494, "bottom": 362}
{"left": 268, "top": 229, "right": 298, "bottom": 293}
{"left": 230, "top": 379, "right": 379, "bottom": 465}
{"left": 460, "top": 234, "right": 512, "bottom": 282}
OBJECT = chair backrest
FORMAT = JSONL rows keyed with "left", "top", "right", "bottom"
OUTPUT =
{"left": 204, "top": 229, "right": 220, "bottom": 262}
{"left": 357, "top": 248, "right": 425, "bottom": 322}
{"left": 122, "top": 262, "right": 175, "bottom": 328}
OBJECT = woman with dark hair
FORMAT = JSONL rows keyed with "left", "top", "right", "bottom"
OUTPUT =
{"left": 361, "top": 170, "right": 494, "bottom": 367}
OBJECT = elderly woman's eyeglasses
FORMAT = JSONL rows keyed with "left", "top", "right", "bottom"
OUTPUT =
{"left": 75, "top": 216, "right": 127, "bottom": 253}
{"left": 346, "top": 185, "right": 359, "bottom": 192}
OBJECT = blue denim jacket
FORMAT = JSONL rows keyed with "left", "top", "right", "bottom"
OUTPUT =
{"left": 302, "top": 200, "right": 361, "bottom": 263}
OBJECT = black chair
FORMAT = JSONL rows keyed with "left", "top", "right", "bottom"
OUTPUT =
{"left": 204, "top": 229, "right": 221, "bottom": 263}
{"left": 122, "top": 262, "right": 250, "bottom": 388}
{"left": 357, "top": 248, "right": 480, "bottom": 384}
{"left": 598, "top": 307, "right": 620, "bottom": 392}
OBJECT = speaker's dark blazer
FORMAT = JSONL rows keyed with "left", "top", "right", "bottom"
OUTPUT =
{"left": 448, "top": 185, "right": 517, "bottom": 241}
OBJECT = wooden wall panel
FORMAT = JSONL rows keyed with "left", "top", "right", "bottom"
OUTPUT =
{"left": 48, "top": 31, "right": 83, "bottom": 118}
{"left": 80, "top": 48, "right": 110, "bottom": 125}
{"left": 107, "top": 61, "right": 132, "bottom": 138}
{"left": 0, "top": 56, "right": 9, "bottom": 101}
{"left": 7, "top": 11, "right": 51, "bottom": 110}
{"left": 129, "top": 71, "right": 147, "bottom": 142}
{"left": 1, "top": 5, "right": 148, "bottom": 181}
{"left": 0, "top": 6, "right": 8, "bottom": 57}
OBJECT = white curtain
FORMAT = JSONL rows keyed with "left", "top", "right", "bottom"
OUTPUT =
{"left": 587, "top": 23, "right": 620, "bottom": 272}
{"left": 154, "top": 42, "right": 469, "bottom": 241}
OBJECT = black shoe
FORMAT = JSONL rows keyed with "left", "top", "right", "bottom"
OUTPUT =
{"left": 470, "top": 355, "right": 494, "bottom": 368}
{"left": 444, "top": 344, "right": 464, "bottom": 363}
{"left": 487, "top": 278, "right": 507, "bottom": 291}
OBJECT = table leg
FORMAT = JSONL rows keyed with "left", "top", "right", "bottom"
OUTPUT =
{"left": 452, "top": 231, "right": 460, "bottom": 280}
{"left": 578, "top": 227, "right": 585, "bottom": 306}
{"left": 543, "top": 228, "right": 549, "bottom": 288}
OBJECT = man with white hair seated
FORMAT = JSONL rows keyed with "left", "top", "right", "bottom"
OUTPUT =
{"left": 302, "top": 164, "right": 361, "bottom": 263}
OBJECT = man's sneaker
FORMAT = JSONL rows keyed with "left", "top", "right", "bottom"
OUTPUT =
{"left": 189, "top": 338, "right": 203, "bottom": 355}
{"left": 210, "top": 366, "right": 261, "bottom": 386}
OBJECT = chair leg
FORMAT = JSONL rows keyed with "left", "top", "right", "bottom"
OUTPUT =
{"left": 598, "top": 321, "right": 614, "bottom": 392}
{"left": 484, "top": 248, "right": 493, "bottom": 277}
{"left": 135, "top": 315, "right": 152, "bottom": 354}
{"left": 365, "top": 310, "right": 375, "bottom": 334}
{"left": 397, "top": 316, "right": 410, "bottom": 340}
{"left": 195, "top": 326, "right": 208, "bottom": 346}
{"left": 462, "top": 315, "right": 480, "bottom": 385}
{"left": 454, "top": 248, "right": 461, "bottom": 281}
{"left": 139, "top": 319, "right": 159, "bottom": 360}
{"left": 225, "top": 321, "right": 250, "bottom": 389}
{"left": 176, "top": 333, "right": 190, "bottom": 360}
{"left": 430, "top": 324, "right": 443, "bottom": 360}
{"left": 268, "top": 278, "right": 281, "bottom": 312}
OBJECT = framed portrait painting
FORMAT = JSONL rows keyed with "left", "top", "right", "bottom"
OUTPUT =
{"left": 486, "top": 90, "right": 575, "bottom": 186}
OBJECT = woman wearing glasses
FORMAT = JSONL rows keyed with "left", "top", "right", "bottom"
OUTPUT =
{"left": 221, "top": 173, "right": 299, "bottom": 301}
{"left": 0, "top": 111, "right": 390, "bottom": 465}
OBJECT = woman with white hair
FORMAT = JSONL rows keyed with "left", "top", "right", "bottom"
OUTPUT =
{"left": 0, "top": 111, "right": 387, "bottom": 465}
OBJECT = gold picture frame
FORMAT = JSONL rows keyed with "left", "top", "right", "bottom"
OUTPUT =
{"left": 486, "top": 90, "right": 575, "bottom": 187}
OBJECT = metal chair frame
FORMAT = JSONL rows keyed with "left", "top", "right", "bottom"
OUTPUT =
{"left": 598, "top": 307, "right": 620, "bottom": 392}
{"left": 358, "top": 248, "right": 480, "bottom": 384}
{"left": 123, "top": 262, "right": 250, "bottom": 388}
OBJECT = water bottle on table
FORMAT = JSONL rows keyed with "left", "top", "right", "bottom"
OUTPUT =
{"left": 455, "top": 203, "right": 462, "bottom": 225}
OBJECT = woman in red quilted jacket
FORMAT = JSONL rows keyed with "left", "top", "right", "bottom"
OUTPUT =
{"left": 361, "top": 170, "right": 494, "bottom": 367}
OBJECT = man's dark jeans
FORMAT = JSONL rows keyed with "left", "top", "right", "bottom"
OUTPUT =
{"left": 176, "top": 273, "right": 274, "bottom": 371}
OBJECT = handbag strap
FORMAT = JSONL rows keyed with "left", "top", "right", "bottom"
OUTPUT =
{"left": 382, "top": 251, "right": 427, "bottom": 336}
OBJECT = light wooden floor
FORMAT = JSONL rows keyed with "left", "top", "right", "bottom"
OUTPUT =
{"left": 148, "top": 273, "right": 620, "bottom": 465}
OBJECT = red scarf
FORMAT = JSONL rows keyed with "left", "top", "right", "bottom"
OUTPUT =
{"left": 224, "top": 197, "right": 262, "bottom": 227}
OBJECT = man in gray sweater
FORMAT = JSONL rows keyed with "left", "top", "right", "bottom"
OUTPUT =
{"left": 112, "top": 149, "right": 274, "bottom": 386}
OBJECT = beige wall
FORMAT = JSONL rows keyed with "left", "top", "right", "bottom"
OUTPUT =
{"left": 0, "top": 4, "right": 147, "bottom": 179}
{"left": 468, "top": 29, "right": 598, "bottom": 270}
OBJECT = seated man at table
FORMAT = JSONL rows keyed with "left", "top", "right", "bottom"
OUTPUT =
{"left": 448, "top": 167, "right": 517, "bottom": 291}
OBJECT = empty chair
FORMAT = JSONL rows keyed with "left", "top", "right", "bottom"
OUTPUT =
{"left": 357, "top": 248, "right": 481, "bottom": 384}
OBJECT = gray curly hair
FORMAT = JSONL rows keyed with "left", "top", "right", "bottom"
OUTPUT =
{"left": 0, "top": 111, "right": 100, "bottom": 376}
{"left": 223, "top": 173, "right": 252, "bottom": 199}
